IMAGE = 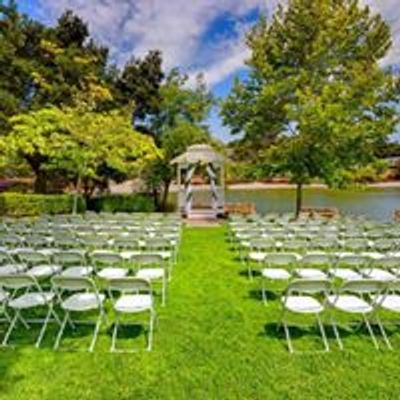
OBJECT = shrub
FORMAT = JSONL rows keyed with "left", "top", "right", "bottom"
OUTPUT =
{"left": 86, "top": 194, "right": 155, "bottom": 213}
{"left": 0, "top": 193, "right": 85, "bottom": 216}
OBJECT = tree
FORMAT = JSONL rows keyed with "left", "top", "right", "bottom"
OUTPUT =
{"left": 115, "top": 50, "right": 164, "bottom": 130}
{"left": 143, "top": 70, "right": 213, "bottom": 210}
{"left": 0, "top": 4, "right": 113, "bottom": 134}
{"left": 221, "top": 0, "right": 399, "bottom": 217}
{"left": 0, "top": 106, "right": 160, "bottom": 197}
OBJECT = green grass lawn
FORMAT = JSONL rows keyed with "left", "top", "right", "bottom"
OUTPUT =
{"left": 1, "top": 226, "right": 400, "bottom": 399}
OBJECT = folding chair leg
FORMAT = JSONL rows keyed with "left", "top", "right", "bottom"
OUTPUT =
{"left": 147, "top": 310, "right": 155, "bottom": 351}
{"left": 330, "top": 315, "right": 343, "bottom": 350}
{"left": 54, "top": 312, "right": 69, "bottom": 350}
{"left": 363, "top": 314, "right": 379, "bottom": 350}
{"left": 17, "top": 314, "right": 30, "bottom": 330}
{"left": 262, "top": 279, "right": 268, "bottom": 305}
{"left": 375, "top": 315, "right": 392, "bottom": 350}
{"left": 316, "top": 314, "right": 330, "bottom": 352}
{"left": 89, "top": 312, "right": 103, "bottom": 352}
{"left": 111, "top": 314, "right": 119, "bottom": 352}
{"left": 36, "top": 305, "right": 53, "bottom": 348}
{"left": 247, "top": 260, "right": 252, "bottom": 280}
{"left": 2, "top": 312, "right": 19, "bottom": 346}
{"left": 283, "top": 321, "right": 294, "bottom": 353}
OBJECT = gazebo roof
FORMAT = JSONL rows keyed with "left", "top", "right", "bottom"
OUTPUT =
{"left": 170, "top": 144, "right": 224, "bottom": 165}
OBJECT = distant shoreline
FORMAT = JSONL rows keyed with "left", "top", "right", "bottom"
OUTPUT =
{"left": 169, "top": 181, "right": 400, "bottom": 192}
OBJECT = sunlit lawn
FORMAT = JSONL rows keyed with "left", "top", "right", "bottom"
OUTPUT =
{"left": 1, "top": 226, "right": 400, "bottom": 399}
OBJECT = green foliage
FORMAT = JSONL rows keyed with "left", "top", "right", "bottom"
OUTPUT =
{"left": 143, "top": 70, "right": 214, "bottom": 210}
{"left": 221, "top": 0, "right": 400, "bottom": 215}
{"left": 0, "top": 106, "right": 160, "bottom": 194}
{"left": 86, "top": 194, "right": 155, "bottom": 213}
{"left": 0, "top": 192, "right": 85, "bottom": 216}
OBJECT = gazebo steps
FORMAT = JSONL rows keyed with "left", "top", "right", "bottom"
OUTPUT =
{"left": 187, "top": 209, "right": 217, "bottom": 220}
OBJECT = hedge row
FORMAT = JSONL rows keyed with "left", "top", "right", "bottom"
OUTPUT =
{"left": 86, "top": 194, "right": 155, "bottom": 213}
{"left": 0, "top": 193, "right": 156, "bottom": 216}
{"left": 0, "top": 193, "right": 85, "bottom": 216}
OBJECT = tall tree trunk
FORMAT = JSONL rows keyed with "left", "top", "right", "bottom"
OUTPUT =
{"left": 160, "top": 179, "right": 171, "bottom": 212}
{"left": 295, "top": 182, "right": 303, "bottom": 219}
{"left": 33, "top": 169, "right": 48, "bottom": 194}
{"left": 152, "top": 187, "right": 160, "bottom": 211}
{"left": 72, "top": 174, "right": 82, "bottom": 214}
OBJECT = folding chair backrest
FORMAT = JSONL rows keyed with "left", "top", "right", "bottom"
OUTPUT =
{"left": 91, "top": 251, "right": 123, "bottom": 266}
{"left": 130, "top": 253, "right": 163, "bottom": 267}
{"left": 54, "top": 250, "right": 85, "bottom": 266}
{"left": 145, "top": 238, "right": 171, "bottom": 250}
{"left": 301, "top": 253, "right": 333, "bottom": 267}
{"left": 0, "top": 274, "right": 39, "bottom": 290}
{"left": 286, "top": 279, "right": 331, "bottom": 295}
{"left": 250, "top": 239, "right": 275, "bottom": 251}
{"left": 52, "top": 276, "right": 96, "bottom": 292}
{"left": 108, "top": 277, "right": 151, "bottom": 294}
{"left": 266, "top": 253, "right": 298, "bottom": 267}
{"left": 340, "top": 279, "right": 386, "bottom": 295}
{"left": 17, "top": 250, "right": 48, "bottom": 265}
{"left": 374, "top": 256, "right": 400, "bottom": 269}
{"left": 337, "top": 255, "right": 369, "bottom": 268}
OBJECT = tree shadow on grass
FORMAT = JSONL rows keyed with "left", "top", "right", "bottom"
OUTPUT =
{"left": 248, "top": 289, "right": 279, "bottom": 302}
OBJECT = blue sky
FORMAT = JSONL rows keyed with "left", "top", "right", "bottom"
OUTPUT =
{"left": 16, "top": 0, "right": 400, "bottom": 142}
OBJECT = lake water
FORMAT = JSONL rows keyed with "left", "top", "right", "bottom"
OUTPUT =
{"left": 171, "top": 188, "right": 400, "bottom": 222}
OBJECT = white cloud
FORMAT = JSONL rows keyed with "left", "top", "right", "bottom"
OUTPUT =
{"left": 37, "top": 0, "right": 266, "bottom": 82}
{"left": 36, "top": 0, "right": 400, "bottom": 90}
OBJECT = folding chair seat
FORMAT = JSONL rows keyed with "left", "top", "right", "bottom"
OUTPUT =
{"left": 108, "top": 277, "right": 156, "bottom": 352}
{"left": 327, "top": 279, "right": 390, "bottom": 350}
{"left": 360, "top": 256, "right": 397, "bottom": 281}
{"left": 131, "top": 254, "right": 166, "bottom": 306}
{"left": 329, "top": 254, "right": 366, "bottom": 281}
{"left": 0, "top": 274, "right": 59, "bottom": 347}
{"left": 0, "top": 250, "right": 26, "bottom": 275}
{"left": 261, "top": 253, "right": 299, "bottom": 304}
{"left": 51, "top": 276, "right": 105, "bottom": 352}
{"left": 91, "top": 251, "right": 128, "bottom": 280}
{"left": 280, "top": 279, "right": 331, "bottom": 353}
{"left": 54, "top": 250, "right": 92, "bottom": 278}
{"left": 16, "top": 250, "right": 61, "bottom": 279}
{"left": 295, "top": 253, "right": 333, "bottom": 280}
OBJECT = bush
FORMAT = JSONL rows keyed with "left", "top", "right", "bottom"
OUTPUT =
{"left": 0, "top": 193, "right": 85, "bottom": 216}
{"left": 86, "top": 194, "right": 155, "bottom": 213}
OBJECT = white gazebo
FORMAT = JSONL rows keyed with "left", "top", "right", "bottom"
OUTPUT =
{"left": 171, "top": 144, "right": 225, "bottom": 219}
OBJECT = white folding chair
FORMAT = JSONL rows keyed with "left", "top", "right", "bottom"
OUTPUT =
{"left": 91, "top": 251, "right": 128, "bottom": 280}
{"left": 295, "top": 253, "right": 333, "bottom": 280}
{"left": 329, "top": 254, "right": 366, "bottom": 281}
{"left": 51, "top": 276, "right": 105, "bottom": 352}
{"left": 280, "top": 279, "right": 331, "bottom": 353}
{"left": 131, "top": 254, "right": 167, "bottom": 306}
{"left": 261, "top": 253, "right": 299, "bottom": 304}
{"left": 0, "top": 274, "right": 59, "bottom": 347}
{"left": 108, "top": 277, "right": 156, "bottom": 352}
{"left": 16, "top": 249, "right": 61, "bottom": 280}
{"left": 54, "top": 250, "right": 92, "bottom": 278}
{"left": 327, "top": 279, "right": 389, "bottom": 350}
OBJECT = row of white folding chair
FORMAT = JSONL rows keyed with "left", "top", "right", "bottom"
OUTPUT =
{"left": 0, "top": 275, "right": 155, "bottom": 352}
{"left": 280, "top": 279, "right": 400, "bottom": 353}
{"left": 248, "top": 251, "right": 400, "bottom": 284}
{"left": 0, "top": 250, "right": 169, "bottom": 304}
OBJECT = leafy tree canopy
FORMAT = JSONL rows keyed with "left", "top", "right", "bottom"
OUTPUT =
{"left": 221, "top": 0, "right": 400, "bottom": 216}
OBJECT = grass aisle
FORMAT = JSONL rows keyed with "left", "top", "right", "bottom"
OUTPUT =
{"left": 1, "top": 226, "right": 400, "bottom": 399}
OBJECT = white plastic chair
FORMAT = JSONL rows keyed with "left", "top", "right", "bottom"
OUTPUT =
{"left": 51, "top": 276, "right": 105, "bottom": 352}
{"left": 91, "top": 251, "right": 128, "bottom": 280}
{"left": 107, "top": 277, "right": 156, "bottom": 352}
{"left": 261, "top": 253, "right": 299, "bottom": 304}
{"left": 0, "top": 274, "right": 59, "bottom": 347}
{"left": 295, "top": 253, "right": 333, "bottom": 280}
{"left": 327, "top": 279, "right": 389, "bottom": 350}
{"left": 280, "top": 279, "right": 331, "bottom": 353}
{"left": 131, "top": 254, "right": 167, "bottom": 306}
